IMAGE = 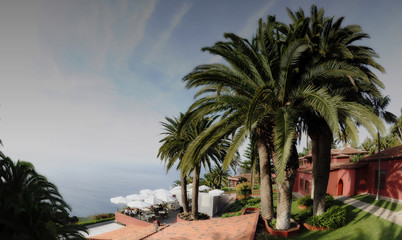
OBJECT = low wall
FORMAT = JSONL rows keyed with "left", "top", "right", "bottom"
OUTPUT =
{"left": 115, "top": 212, "right": 152, "bottom": 227}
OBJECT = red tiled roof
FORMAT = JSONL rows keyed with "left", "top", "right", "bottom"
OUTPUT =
{"left": 146, "top": 212, "right": 259, "bottom": 240}
{"left": 360, "top": 145, "right": 402, "bottom": 162}
{"left": 298, "top": 161, "right": 367, "bottom": 173}
{"left": 334, "top": 146, "right": 367, "bottom": 155}
{"left": 333, "top": 154, "right": 349, "bottom": 159}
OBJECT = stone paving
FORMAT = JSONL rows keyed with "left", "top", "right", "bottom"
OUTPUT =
{"left": 145, "top": 211, "right": 259, "bottom": 240}
{"left": 335, "top": 196, "right": 402, "bottom": 226}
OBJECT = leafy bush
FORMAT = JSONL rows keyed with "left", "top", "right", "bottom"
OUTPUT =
{"left": 236, "top": 182, "right": 251, "bottom": 195}
{"left": 306, "top": 205, "right": 346, "bottom": 229}
{"left": 293, "top": 207, "right": 313, "bottom": 222}
{"left": 227, "top": 200, "right": 245, "bottom": 212}
{"left": 253, "top": 184, "right": 261, "bottom": 190}
{"left": 178, "top": 212, "right": 209, "bottom": 221}
{"left": 237, "top": 177, "right": 248, "bottom": 184}
{"left": 298, "top": 194, "right": 313, "bottom": 207}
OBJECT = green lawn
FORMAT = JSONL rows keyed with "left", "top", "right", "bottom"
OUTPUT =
{"left": 352, "top": 194, "right": 402, "bottom": 212}
{"left": 254, "top": 194, "right": 402, "bottom": 240}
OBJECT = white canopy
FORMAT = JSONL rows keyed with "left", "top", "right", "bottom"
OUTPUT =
{"left": 208, "top": 189, "right": 224, "bottom": 196}
{"left": 199, "top": 185, "right": 211, "bottom": 192}
{"left": 110, "top": 196, "right": 130, "bottom": 205}
{"left": 126, "top": 194, "right": 146, "bottom": 201}
{"left": 127, "top": 200, "right": 152, "bottom": 209}
{"left": 144, "top": 196, "right": 163, "bottom": 205}
{"left": 156, "top": 195, "right": 176, "bottom": 203}
{"left": 155, "top": 189, "right": 173, "bottom": 196}
{"left": 140, "top": 189, "right": 155, "bottom": 196}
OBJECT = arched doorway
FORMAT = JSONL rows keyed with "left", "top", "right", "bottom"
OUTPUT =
{"left": 337, "top": 179, "right": 343, "bottom": 196}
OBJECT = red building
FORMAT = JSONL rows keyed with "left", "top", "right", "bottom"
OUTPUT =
{"left": 293, "top": 145, "right": 402, "bottom": 201}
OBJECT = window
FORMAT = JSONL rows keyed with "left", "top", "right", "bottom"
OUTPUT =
{"left": 304, "top": 180, "right": 310, "bottom": 193}
{"left": 374, "top": 169, "right": 386, "bottom": 189}
{"left": 299, "top": 178, "right": 303, "bottom": 191}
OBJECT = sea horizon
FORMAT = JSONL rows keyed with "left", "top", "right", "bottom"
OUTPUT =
{"left": 38, "top": 162, "right": 180, "bottom": 217}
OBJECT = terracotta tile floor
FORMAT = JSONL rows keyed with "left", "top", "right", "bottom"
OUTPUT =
{"left": 146, "top": 212, "right": 259, "bottom": 240}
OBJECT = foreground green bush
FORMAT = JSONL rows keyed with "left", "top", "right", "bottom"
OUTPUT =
{"left": 298, "top": 194, "right": 313, "bottom": 207}
{"left": 306, "top": 205, "right": 346, "bottom": 229}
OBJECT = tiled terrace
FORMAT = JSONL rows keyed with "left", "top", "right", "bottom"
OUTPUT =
{"left": 145, "top": 210, "right": 259, "bottom": 240}
{"left": 87, "top": 224, "right": 167, "bottom": 240}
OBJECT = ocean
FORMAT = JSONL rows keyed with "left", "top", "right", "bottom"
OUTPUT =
{"left": 40, "top": 162, "right": 179, "bottom": 217}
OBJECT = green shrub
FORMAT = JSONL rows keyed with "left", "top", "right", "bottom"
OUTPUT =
{"left": 306, "top": 205, "right": 346, "bottom": 229}
{"left": 235, "top": 182, "right": 252, "bottom": 199}
{"left": 237, "top": 177, "right": 248, "bottom": 184}
{"left": 325, "top": 194, "right": 334, "bottom": 202}
{"left": 298, "top": 194, "right": 313, "bottom": 207}
{"left": 253, "top": 184, "right": 260, "bottom": 190}
{"left": 227, "top": 200, "right": 246, "bottom": 212}
{"left": 293, "top": 207, "right": 313, "bottom": 222}
{"left": 221, "top": 211, "right": 242, "bottom": 218}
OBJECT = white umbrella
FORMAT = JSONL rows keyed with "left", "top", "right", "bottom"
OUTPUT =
{"left": 170, "top": 186, "right": 181, "bottom": 193}
{"left": 127, "top": 201, "right": 152, "bottom": 209}
{"left": 110, "top": 196, "right": 130, "bottom": 210}
{"left": 144, "top": 196, "right": 163, "bottom": 205}
{"left": 199, "top": 185, "right": 211, "bottom": 192}
{"left": 156, "top": 195, "right": 176, "bottom": 203}
{"left": 127, "top": 194, "right": 146, "bottom": 201}
{"left": 155, "top": 191, "right": 173, "bottom": 197}
{"left": 140, "top": 189, "right": 155, "bottom": 196}
{"left": 155, "top": 189, "right": 173, "bottom": 196}
{"left": 110, "top": 196, "right": 130, "bottom": 204}
{"left": 208, "top": 189, "right": 224, "bottom": 196}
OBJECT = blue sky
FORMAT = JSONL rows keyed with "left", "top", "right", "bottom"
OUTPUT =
{"left": 1, "top": 0, "right": 401, "bottom": 176}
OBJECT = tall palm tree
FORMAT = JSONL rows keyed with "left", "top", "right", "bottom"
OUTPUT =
{"left": 284, "top": 5, "right": 386, "bottom": 215}
{"left": 158, "top": 113, "right": 190, "bottom": 213}
{"left": 181, "top": 14, "right": 356, "bottom": 228}
{"left": 0, "top": 154, "right": 87, "bottom": 240}
{"left": 370, "top": 96, "right": 396, "bottom": 200}
{"left": 182, "top": 116, "right": 233, "bottom": 220}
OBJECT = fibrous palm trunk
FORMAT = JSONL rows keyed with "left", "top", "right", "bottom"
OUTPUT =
{"left": 309, "top": 120, "right": 333, "bottom": 216}
{"left": 191, "top": 166, "right": 200, "bottom": 220}
{"left": 274, "top": 142, "right": 299, "bottom": 230}
{"left": 257, "top": 137, "right": 274, "bottom": 220}
{"left": 180, "top": 170, "right": 189, "bottom": 213}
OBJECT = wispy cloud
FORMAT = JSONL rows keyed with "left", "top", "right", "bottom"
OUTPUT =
{"left": 145, "top": 1, "right": 192, "bottom": 64}
{"left": 239, "top": 0, "right": 277, "bottom": 37}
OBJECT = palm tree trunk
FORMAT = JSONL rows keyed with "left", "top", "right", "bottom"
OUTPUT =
{"left": 257, "top": 137, "right": 274, "bottom": 220}
{"left": 310, "top": 121, "right": 332, "bottom": 216}
{"left": 180, "top": 170, "right": 189, "bottom": 213}
{"left": 275, "top": 142, "right": 298, "bottom": 230}
{"left": 191, "top": 166, "right": 200, "bottom": 220}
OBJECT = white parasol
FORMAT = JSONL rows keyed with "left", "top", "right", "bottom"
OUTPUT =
{"left": 144, "top": 196, "right": 163, "bottom": 205}
{"left": 156, "top": 195, "right": 176, "bottom": 203}
{"left": 127, "top": 200, "right": 152, "bottom": 209}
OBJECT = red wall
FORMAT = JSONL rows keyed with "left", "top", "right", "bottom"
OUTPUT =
{"left": 115, "top": 212, "right": 152, "bottom": 227}
{"left": 293, "top": 172, "right": 312, "bottom": 196}
{"left": 361, "top": 159, "right": 402, "bottom": 200}
{"left": 326, "top": 169, "right": 356, "bottom": 196}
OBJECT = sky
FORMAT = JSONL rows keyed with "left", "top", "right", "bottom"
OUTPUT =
{"left": 1, "top": 0, "right": 401, "bottom": 177}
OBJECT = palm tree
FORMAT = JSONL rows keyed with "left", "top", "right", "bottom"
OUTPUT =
{"left": 181, "top": 14, "right": 355, "bottom": 228}
{"left": 284, "top": 5, "right": 386, "bottom": 215}
{"left": 390, "top": 108, "right": 402, "bottom": 143}
{"left": 181, "top": 116, "right": 233, "bottom": 220}
{"left": 370, "top": 96, "right": 396, "bottom": 200}
{"left": 208, "top": 165, "right": 230, "bottom": 189}
{"left": 0, "top": 154, "right": 87, "bottom": 240}
{"left": 158, "top": 113, "right": 190, "bottom": 213}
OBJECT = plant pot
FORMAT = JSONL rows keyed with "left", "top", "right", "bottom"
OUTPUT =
{"left": 303, "top": 223, "right": 328, "bottom": 231}
{"left": 298, "top": 205, "right": 307, "bottom": 210}
{"left": 261, "top": 217, "right": 300, "bottom": 237}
